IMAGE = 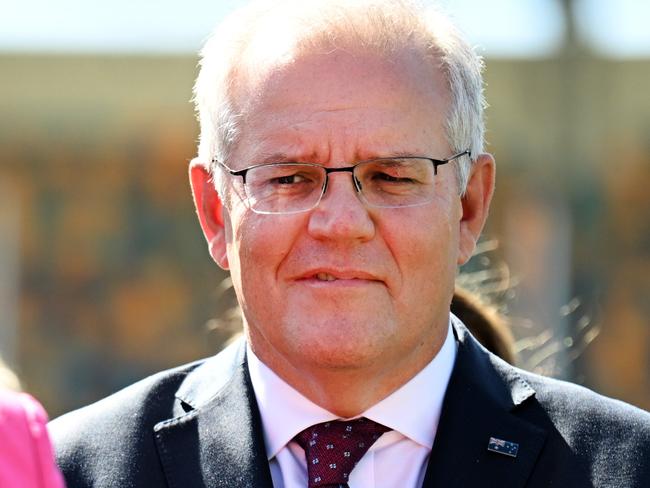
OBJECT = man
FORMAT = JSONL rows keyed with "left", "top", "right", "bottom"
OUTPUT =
{"left": 50, "top": 1, "right": 650, "bottom": 487}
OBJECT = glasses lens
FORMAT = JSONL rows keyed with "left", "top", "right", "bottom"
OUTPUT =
{"left": 355, "top": 158, "right": 436, "bottom": 208}
{"left": 245, "top": 163, "right": 325, "bottom": 214}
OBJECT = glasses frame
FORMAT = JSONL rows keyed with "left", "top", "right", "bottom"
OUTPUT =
{"left": 214, "top": 149, "right": 471, "bottom": 214}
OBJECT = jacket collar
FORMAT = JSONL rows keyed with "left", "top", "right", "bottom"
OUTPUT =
{"left": 154, "top": 319, "right": 547, "bottom": 488}
{"left": 174, "top": 339, "right": 246, "bottom": 410}
{"left": 154, "top": 340, "right": 274, "bottom": 488}
{"left": 421, "top": 317, "right": 547, "bottom": 487}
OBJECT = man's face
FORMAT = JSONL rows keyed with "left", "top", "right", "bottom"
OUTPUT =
{"left": 193, "top": 47, "right": 492, "bottom": 381}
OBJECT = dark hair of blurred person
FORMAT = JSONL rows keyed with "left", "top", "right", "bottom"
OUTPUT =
{"left": 451, "top": 286, "right": 516, "bottom": 364}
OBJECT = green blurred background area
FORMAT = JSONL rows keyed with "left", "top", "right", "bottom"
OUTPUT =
{"left": 1, "top": 0, "right": 649, "bottom": 416}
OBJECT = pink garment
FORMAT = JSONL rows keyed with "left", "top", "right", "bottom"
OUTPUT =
{"left": 0, "top": 389, "right": 65, "bottom": 488}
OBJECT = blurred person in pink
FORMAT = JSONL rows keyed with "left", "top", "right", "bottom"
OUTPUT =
{"left": 0, "top": 359, "right": 65, "bottom": 488}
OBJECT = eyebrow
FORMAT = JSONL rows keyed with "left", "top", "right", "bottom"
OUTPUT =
{"left": 257, "top": 152, "right": 297, "bottom": 164}
{"left": 255, "top": 150, "right": 420, "bottom": 165}
{"left": 389, "top": 151, "right": 419, "bottom": 158}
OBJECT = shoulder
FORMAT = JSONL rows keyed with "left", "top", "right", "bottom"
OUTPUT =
{"left": 455, "top": 317, "right": 650, "bottom": 439}
{"left": 49, "top": 359, "right": 204, "bottom": 486}
{"left": 49, "top": 340, "right": 246, "bottom": 487}
{"left": 518, "top": 367, "right": 650, "bottom": 440}
{"left": 454, "top": 319, "right": 650, "bottom": 482}
{"left": 511, "top": 366, "right": 650, "bottom": 484}
{"left": 50, "top": 358, "right": 203, "bottom": 450}
{"left": 53, "top": 359, "right": 197, "bottom": 422}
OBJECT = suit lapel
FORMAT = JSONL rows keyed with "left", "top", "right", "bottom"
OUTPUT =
{"left": 151, "top": 322, "right": 548, "bottom": 487}
{"left": 153, "top": 340, "right": 274, "bottom": 488}
{"left": 422, "top": 320, "right": 547, "bottom": 487}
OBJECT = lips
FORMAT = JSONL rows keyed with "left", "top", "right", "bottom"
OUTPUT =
{"left": 296, "top": 268, "right": 383, "bottom": 284}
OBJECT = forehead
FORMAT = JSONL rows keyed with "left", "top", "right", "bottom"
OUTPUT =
{"left": 233, "top": 48, "right": 451, "bottom": 164}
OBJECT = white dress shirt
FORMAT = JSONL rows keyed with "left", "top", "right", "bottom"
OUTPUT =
{"left": 247, "top": 318, "right": 457, "bottom": 488}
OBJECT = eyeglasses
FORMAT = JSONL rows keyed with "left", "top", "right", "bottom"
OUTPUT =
{"left": 215, "top": 150, "right": 470, "bottom": 215}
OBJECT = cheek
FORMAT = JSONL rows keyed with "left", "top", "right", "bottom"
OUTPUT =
{"left": 230, "top": 211, "right": 302, "bottom": 286}
{"left": 381, "top": 208, "right": 459, "bottom": 303}
{"left": 226, "top": 209, "right": 262, "bottom": 305}
{"left": 392, "top": 201, "right": 458, "bottom": 258}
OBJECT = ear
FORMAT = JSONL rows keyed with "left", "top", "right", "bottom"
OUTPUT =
{"left": 457, "top": 153, "right": 495, "bottom": 265}
{"left": 189, "top": 159, "right": 229, "bottom": 269}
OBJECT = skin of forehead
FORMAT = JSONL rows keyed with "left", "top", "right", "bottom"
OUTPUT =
{"left": 230, "top": 43, "right": 450, "bottom": 166}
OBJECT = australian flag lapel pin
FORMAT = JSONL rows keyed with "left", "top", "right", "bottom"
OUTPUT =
{"left": 487, "top": 437, "right": 519, "bottom": 458}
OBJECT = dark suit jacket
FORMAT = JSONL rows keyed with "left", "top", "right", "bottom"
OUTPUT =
{"left": 50, "top": 322, "right": 650, "bottom": 487}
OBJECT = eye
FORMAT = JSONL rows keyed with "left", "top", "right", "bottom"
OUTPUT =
{"left": 257, "top": 166, "right": 323, "bottom": 190}
{"left": 273, "top": 173, "right": 309, "bottom": 185}
{"left": 371, "top": 171, "right": 414, "bottom": 183}
{"left": 367, "top": 162, "right": 418, "bottom": 184}
{"left": 361, "top": 158, "right": 433, "bottom": 185}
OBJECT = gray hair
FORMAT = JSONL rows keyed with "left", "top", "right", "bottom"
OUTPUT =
{"left": 193, "top": 0, "right": 486, "bottom": 194}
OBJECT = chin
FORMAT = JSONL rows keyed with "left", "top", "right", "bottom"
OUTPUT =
{"left": 296, "top": 344, "right": 380, "bottom": 371}
{"left": 287, "top": 317, "right": 394, "bottom": 369}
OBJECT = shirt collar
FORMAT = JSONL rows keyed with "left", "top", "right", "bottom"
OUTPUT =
{"left": 362, "top": 319, "right": 456, "bottom": 449}
{"left": 247, "top": 318, "right": 457, "bottom": 460}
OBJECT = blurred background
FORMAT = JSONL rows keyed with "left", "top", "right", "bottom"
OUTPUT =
{"left": 1, "top": 0, "right": 648, "bottom": 416}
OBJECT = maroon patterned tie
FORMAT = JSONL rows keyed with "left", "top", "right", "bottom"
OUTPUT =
{"left": 294, "top": 418, "right": 390, "bottom": 488}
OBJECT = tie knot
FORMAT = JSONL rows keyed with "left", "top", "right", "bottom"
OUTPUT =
{"left": 295, "top": 418, "right": 390, "bottom": 488}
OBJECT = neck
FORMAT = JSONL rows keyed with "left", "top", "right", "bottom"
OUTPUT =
{"left": 249, "top": 328, "right": 447, "bottom": 418}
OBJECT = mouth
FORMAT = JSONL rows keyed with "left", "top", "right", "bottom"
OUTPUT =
{"left": 296, "top": 269, "right": 384, "bottom": 287}
{"left": 315, "top": 272, "right": 338, "bottom": 282}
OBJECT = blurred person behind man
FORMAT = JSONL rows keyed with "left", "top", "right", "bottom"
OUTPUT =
{"left": 451, "top": 286, "right": 515, "bottom": 365}
{"left": 0, "top": 357, "right": 65, "bottom": 488}
{"left": 51, "top": 1, "right": 650, "bottom": 487}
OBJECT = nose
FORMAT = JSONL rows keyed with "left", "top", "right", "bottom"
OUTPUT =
{"left": 307, "top": 171, "right": 376, "bottom": 242}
